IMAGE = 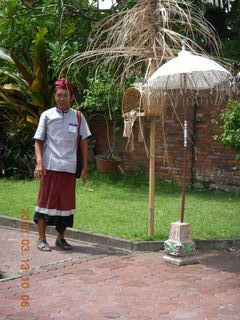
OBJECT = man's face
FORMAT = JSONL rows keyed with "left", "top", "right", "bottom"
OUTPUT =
{"left": 55, "top": 89, "right": 73, "bottom": 110}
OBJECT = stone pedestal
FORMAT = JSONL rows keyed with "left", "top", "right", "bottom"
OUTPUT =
{"left": 162, "top": 221, "right": 199, "bottom": 265}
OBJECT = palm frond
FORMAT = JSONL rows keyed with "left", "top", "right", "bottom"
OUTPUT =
{"left": 0, "top": 47, "right": 14, "bottom": 64}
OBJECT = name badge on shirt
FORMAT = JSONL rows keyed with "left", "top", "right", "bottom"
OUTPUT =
{"left": 68, "top": 124, "right": 78, "bottom": 134}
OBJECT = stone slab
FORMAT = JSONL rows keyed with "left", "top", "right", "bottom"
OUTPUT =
{"left": 162, "top": 254, "right": 199, "bottom": 265}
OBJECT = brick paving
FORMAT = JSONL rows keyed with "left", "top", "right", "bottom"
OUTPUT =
{"left": 0, "top": 226, "right": 240, "bottom": 320}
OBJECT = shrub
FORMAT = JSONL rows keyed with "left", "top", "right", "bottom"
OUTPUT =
{"left": 218, "top": 99, "right": 240, "bottom": 160}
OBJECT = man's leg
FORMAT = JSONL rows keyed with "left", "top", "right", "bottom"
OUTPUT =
{"left": 56, "top": 231, "right": 64, "bottom": 240}
{"left": 38, "top": 218, "right": 47, "bottom": 240}
{"left": 37, "top": 218, "right": 51, "bottom": 251}
{"left": 55, "top": 226, "right": 72, "bottom": 250}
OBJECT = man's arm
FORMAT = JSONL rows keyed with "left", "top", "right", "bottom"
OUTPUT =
{"left": 80, "top": 138, "right": 88, "bottom": 184}
{"left": 34, "top": 139, "right": 46, "bottom": 179}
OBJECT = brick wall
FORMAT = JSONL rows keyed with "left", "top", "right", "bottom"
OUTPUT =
{"left": 192, "top": 100, "right": 240, "bottom": 192}
{"left": 88, "top": 99, "right": 240, "bottom": 192}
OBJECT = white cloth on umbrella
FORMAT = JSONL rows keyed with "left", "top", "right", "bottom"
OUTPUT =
{"left": 145, "top": 50, "right": 231, "bottom": 91}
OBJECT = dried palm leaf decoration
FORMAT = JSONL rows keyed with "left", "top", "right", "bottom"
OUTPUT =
{"left": 62, "top": 0, "right": 222, "bottom": 152}
{"left": 63, "top": 0, "right": 220, "bottom": 84}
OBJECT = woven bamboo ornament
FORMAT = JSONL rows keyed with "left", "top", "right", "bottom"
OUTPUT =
{"left": 122, "top": 87, "right": 163, "bottom": 117}
{"left": 122, "top": 87, "right": 143, "bottom": 114}
{"left": 142, "top": 88, "right": 163, "bottom": 117}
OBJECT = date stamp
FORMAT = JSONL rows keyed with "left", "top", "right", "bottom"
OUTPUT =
{"left": 20, "top": 209, "right": 30, "bottom": 307}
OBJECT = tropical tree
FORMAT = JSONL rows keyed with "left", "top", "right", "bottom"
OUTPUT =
{"left": 0, "top": 0, "right": 105, "bottom": 97}
{"left": 188, "top": 0, "right": 240, "bottom": 69}
{"left": 0, "top": 26, "right": 52, "bottom": 178}
{"left": 0, "top": 29, "right": 51, "bottom": 123}
{"left": 0, "top": 0, "right": 109, "bottom": 177}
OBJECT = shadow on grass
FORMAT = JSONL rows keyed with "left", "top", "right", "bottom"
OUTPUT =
{"left": 87, "top": 168, "right": 240, "bottom": 200}
{"left": 87, "top": 168, "right": 182, "bottom": 195}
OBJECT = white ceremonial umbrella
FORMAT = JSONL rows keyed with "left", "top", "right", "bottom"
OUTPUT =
{"left": 144, "top": 45, "right": 231, "bottom": 230}
{"left": 146, "top": 49, "right": 230, "bottom": 91}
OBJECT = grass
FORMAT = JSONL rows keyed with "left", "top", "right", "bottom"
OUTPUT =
{"left": 0, "top": 169, "right": 239, "bottom": 241}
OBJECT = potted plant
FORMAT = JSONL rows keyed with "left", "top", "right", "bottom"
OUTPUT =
{"left": 80, "top": 67, "right": 126, "bottom": 172}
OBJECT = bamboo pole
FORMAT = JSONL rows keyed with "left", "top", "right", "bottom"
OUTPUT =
{"left": 180, "top": 73, "right": 188, "bottom": 223}
{"left": 148, "top": 118, "right": 156, "bottom": 237}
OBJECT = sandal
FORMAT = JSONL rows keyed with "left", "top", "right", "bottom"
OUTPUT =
{"left": 55, "top": 239, "right": 72, "bottom": 250}
{"left": 37, "top": 240, "right": 51, "bottom": 252}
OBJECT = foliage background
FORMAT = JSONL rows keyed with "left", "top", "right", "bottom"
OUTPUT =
{"left": 217, "top": 99, "right": 240, "bottom": 160}
{"left": 0, "top": 0, "right": 104, "bottom": 177}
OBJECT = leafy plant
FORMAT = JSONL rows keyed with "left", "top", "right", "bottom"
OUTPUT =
{"left": 217, "top": 99, "right": 240, "bottom": 160}
{"left": 80, "top": 67, "right": 123, "bottom": 160}
{"left": 81, "top": 67, "right": 123, "bottom": 119}
{"left": 80, "top": 67, "right": 134, "bottom": 161}
{"left": 48, "top": 41, "right": 78, "bottom": 77}
{"left": 0, "top": 33, "right": 51, "bottom": 121}
{"left": 0, "top": 111, "right": 35, "bottom": 178}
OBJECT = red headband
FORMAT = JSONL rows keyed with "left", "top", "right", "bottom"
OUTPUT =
{"left": 55, "top": 78, "right": 74, "bottom": 94}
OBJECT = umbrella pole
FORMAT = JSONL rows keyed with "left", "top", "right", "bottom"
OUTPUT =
{"left": 180, "top": 74, "right": 188, "bottom": 223}
{"left": 148, "top": 118, "right": 156, "bottom": 237}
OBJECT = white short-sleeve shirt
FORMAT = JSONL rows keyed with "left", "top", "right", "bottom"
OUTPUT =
{"left": 34, "top": 107, "right": 91, "bottom": 173}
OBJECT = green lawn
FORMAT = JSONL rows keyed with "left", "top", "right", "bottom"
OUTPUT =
{"left": 0, "top": 170, "right": 239, "bottom": 241}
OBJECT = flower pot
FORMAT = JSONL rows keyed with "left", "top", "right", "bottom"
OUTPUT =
{"left": 95, "top": 155, "right": 119, "bottom": 172}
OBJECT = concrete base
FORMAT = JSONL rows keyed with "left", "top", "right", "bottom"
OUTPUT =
{"left": 164, "top": 221, "right": 197, "bottom": 256}
{"left": 162, "top": 254, "right": 199, "bottom": 266}
{"left": 169, "top": 221, "right": 192, "bottom": 243}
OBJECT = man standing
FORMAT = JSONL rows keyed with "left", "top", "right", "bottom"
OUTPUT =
{"left": 33, "top": 79, "right": 91, "bottom": 251}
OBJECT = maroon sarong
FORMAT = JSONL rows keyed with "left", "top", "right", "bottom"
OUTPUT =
{"left": 37, "top": 170, "right": 76, "bottom": 211}
{"left": 34, "top": 170, "right": 76, "bottom": 233}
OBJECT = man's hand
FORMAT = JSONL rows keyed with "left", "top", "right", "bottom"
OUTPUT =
{"left": 80, "top": 138, "right": 88, "bottom": 184}
{"left": 80, "top": 167, "right": 88, "bottom": 184}
{"left": 34, "top": 140, "right": 45, "bottom": 179}
{"left": 34, "top": 163, "right": 46, "bottom": 179}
